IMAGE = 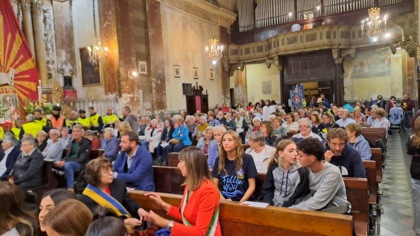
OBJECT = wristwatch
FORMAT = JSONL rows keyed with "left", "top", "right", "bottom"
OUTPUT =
{"left": 167, "top": 220, "right": 174, "bottom": 231}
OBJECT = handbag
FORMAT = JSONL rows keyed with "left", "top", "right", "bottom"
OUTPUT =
{"left": 170, "top": 139, "right": 180, "bottom": 145}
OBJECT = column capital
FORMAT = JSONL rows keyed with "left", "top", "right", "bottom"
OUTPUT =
{"left": 19, "top": 0, "right": 32, "bottom": 9}
{"left": 32, "top": 0, "right": 44, "bottom": 11}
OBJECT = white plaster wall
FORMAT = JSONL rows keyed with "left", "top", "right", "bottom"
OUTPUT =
{"left": 160, "top": 3, "right": 223, "bottom": 111}
{"left": 245, "top": 63, "right": 281, "bottom": 103}
{"left": 71, "top": 0, "right": 105, "bottom": 101}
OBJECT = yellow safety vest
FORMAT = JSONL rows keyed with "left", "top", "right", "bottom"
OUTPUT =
{"left": 89, "top": 113, "right": 101, "bottom": 127}
{"left": 11, "top": 127, "right": 21, "bottom": 140}
{"left": 77, "top": 117, "right": 91, "bottom": 128}
{"left": 22, "top": 122, "right": 43, "bottom": 137}
{"left": 0, "top": 127, "right": 4, "bottom": 140}
{"left": 34, "top": 117, "right": 47, "bottom": 127}
{"left": 103, "top": 114, "right": 118, "bottom": 125}
{"left": 66, "top": 119, "right": 78, "bottom": 127}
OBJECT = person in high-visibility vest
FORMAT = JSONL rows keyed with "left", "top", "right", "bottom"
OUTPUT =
{"left": 34, "top": 109, "right": 50, "bottom": 132}
{"left": 88, "top": 106, "right": 103, "bottom": 133}
{"left": 102, "top": 108, "right": 119, "bottom": 129}
{"left": 50, "top": 105, "right": 66, "bottom": 131}
{"left": 65, "top": 110, "right": 79, "bottom": 133}
{"left": 0, "top": 125, "right": 4, "bottom": 141}
{"left": 77, "top": 110, "right": 91, "bottom": 130}
{"left": 11, "top": 119, "right": 23, "bottom": 140}
{"left": 20, "top": 114, "right": 43, "bottom": 139}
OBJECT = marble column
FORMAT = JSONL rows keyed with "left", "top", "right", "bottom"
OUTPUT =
{"left": 334, "top": 60, "right": 344, "bottom": 106}
{"left": 146, "top": 0, "right": 166, "bottom": 111}
{"left": 220, "top": 26, "right": 231, "bottom": 105}
{"left": 19, "top": 0, "right": 35, "bottom": 54}
{"left": 32, "top": 0, "right": 49, "bottom": 87}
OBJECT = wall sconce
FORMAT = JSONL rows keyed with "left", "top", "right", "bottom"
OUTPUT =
{"left": 288, "top": 11, "right": 293, "bottom": 17}
{"left": 316, "top": 3, "right": 321, "bottom": 10}
{"left": 130, "top": 70, "right": 139, "bottom": 78}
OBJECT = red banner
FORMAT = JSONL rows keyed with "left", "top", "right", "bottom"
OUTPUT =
{"left": 0, "top": 0, "right": 39, "bottom": 101}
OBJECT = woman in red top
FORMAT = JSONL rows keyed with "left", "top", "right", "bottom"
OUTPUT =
{"left": 139, "top": 146, "right": 221, "bottom": 236}
{"left": 222, "top": 103, "right": 229, "bottom": 113}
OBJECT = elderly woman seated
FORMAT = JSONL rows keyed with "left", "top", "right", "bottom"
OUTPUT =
{"left": 101, "top": 127, "right": 120, "bottom": 161}
{"left": 292, "top": 118, "right": 323, "bottom": 143}
{"left": 42, "top": 129, "right": 64, "bottom": 161}
{"left": 85, "top": 130, "right": 101, "bottom": 149}
{"left": 345, "top": 123, "right": 372, "bottom": 160}
{"left": 80, "top": 157, "right": 143, "bottom": 228}
{"left": 245, "top": 131, "right": 276, "bottom": 173}
{"left": 196, "top": 126, "right": 217, "bottom": 154}
{"left": 371, "top": 108, "right": 391, "bottom": 131}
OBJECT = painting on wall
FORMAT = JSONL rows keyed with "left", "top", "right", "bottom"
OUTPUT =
{"left": 139, "top": 61, "right": 147, "bottom": 75}
{"left": 173, "top": 65, "right": 180, "bottom": 78}
{"left": 351, "top": 47, "right": 391, "bottom": 79}
{"left": 209, "top": 69, "right": 214, "bottom": 80}
{"left": 0, "top": 93, "right": 19, "bottom": 122}
{"left": 80, "top": 47, "right": 100, "bottom": 86}
{"left": 193, "top": 67, "right": 198, "bottom": 79}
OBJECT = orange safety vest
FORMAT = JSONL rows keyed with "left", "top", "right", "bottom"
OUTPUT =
{"left": 50, "top": 115, "right": 65, "bottom": 130}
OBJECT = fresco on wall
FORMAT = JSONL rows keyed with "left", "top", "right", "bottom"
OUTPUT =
{"left": 351, "top": 48, "right": 391, "bottom": 79}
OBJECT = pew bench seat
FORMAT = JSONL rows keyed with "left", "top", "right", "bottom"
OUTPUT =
{"left": 129, "top": 190, "right": 353, "bottom": 236}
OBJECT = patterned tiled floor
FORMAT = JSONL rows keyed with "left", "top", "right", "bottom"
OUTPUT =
{"left": 374, "top": 130, "right": 418, "bottom": 236}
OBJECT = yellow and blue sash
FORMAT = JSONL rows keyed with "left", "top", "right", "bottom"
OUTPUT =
{"left": 82, "top": 184, "right": 131, "bottom": 218}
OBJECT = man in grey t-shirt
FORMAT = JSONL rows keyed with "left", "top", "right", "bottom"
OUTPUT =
{"left": 121, "top": 105, "right": 139, "bottom": 134}
{"left": 290, "top": 138, "right": 348, "bottom": 211}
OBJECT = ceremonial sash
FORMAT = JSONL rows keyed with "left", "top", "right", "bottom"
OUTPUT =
{"left": 181, "top": 188, "right": 219, "bottom": 236}
{"left": 82, "top": 184, "right": 131, "bottom": 218}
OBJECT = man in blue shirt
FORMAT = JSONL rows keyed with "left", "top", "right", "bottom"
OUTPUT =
{"left": 113, "top": 131, "right": 154, "bottom": 191}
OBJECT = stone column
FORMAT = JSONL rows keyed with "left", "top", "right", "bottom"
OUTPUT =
{"left": 19, "top": 0, "right": 35, "bottom": 54}
{"left": 146, "top": 0, "right": 166, "bottom": 111}
{"left": 32, "top": 0, "right": 49, "bottom": 87}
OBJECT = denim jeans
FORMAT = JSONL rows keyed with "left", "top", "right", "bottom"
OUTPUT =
{"left": 412, "top": 178, "right": 420, "bottom": 234}
{"left": 64, "top": 162, "right": 80, "bottom": 188}
{"left": 404, "top": 111, "right": 413, "bottom": 128}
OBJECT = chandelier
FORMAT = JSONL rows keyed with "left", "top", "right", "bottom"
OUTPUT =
{"left": 205, "top": 39, "right": 224, "bottom": 65}
{"left": 87, "top": 0, "right": 108, "bottom": 65}
{"left": 204, "top": 0, "right": 223, "bottom": 65}
{"left": 360, "top": 7, "right": 387, "bottom": 40}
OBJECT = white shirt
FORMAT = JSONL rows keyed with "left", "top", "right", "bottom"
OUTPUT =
{"left": 0, "top": 146, "right": 14, "bottom": 177}
{"left": 336, "top": 118, "right": 356, "bottom": 127}
{"left": 246, "top": 145, "right": 276, "bottom": 173}
{"left": 263, "top": 105, "right": 275, "bottom": 121}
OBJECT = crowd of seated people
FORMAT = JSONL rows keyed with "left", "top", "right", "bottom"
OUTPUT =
{"left": 0, "top": 95, "right": 411, "bottom": 235}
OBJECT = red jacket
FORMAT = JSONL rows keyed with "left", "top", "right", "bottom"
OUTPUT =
{"left": 167, "top": 179, "right": 221, "bottom": 236}
{"left": 402, "top": 98, "right": 415, "bottom": 112}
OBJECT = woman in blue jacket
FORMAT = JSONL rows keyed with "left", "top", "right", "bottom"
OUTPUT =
{"left": 161, "top": 117, "right": 191, "bottom": 166}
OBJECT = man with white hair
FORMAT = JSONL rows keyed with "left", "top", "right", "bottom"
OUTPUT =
{"left": 101, "top": 127, "right": 120, "bottom": 161}
{"left": 292, "top": 118, "right": 323, "bottom": 143}
{"left": 20, "top": 114, "right": 43, "bottom": 139}
{"left": 335, "top": 108, "right": 356, "bottom": 128}
{"left": 0, "top": 134, "right": 20, "bottom": 180}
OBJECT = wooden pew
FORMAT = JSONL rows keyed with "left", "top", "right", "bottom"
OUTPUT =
{"left": 129, "top": 190, "right": 353, "bottom": 236}
{"left": 343, "top": 178, "right": 369, "bottom": 236}
{"left": 361, "top": 127, "right": 387, "bottom": 146}
{"left": 363, "top": 160, "right": 378, "bottom": 206}
{"left": 168, "top": 152, "right": 180, "bottom": 167}
{"left": 152, "top": 166, "right": 369, "bottom": 236}
{"left": 370, "top": 148, "right": 383, "bottom": 183}
{"left": 29, "top": 160, "right": 59, "bottom": 197}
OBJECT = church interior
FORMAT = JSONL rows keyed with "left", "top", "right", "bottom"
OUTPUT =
{"left": 1, "top": 0, "right": 420, "bottom": 236}
{"left": 1, "top": 0, "right": 417, "bottom": 116}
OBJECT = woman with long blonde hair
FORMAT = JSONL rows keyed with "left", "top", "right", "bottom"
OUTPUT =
{"left": 261, "top": 139, "right": 309, "bottom": 207}
{"left": 212, "top": 130, "right": 258, "bottom": 202}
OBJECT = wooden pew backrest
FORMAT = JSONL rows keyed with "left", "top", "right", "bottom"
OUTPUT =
{"left": 343, "top": 177, "right": 369, "bottom": 236}
{"left": 362, "top": 160, "right": 378, "bottom": 205}
{"left": 370, "top": 148, "right": 383, "bottom": 183}
{"left": 129, "top": 190, "right": 353, "bottom": 236}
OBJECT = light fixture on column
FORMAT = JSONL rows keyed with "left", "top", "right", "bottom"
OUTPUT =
{"left": 204, "top": 0, "right": 223, "bottom": 65}
{"left": 87, "top": 0, "right": 108, "bottom": 65}
{"left": 360, "top": 7, "right": 387, "bottom": 39}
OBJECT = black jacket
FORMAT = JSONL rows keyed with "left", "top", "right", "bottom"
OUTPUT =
{"left": 64, "top": 137, "right": 92, "bottom": 167}
{"left": 0, "top": 146, "right": 21, "bottom": 180}
{"left": 80, "top": 178, "right": 140, "bottom": 218}
{"left": 161, "top": 127, "right": 174, "bottom": 142}
{"left": 12, "top": 149, "right": 44, "bottom": 188}
{"left": 327, "top": 144, "right": 366, "bottom": 178}
{"left": 406, "top": 137, "right": 420, "bottom": 180}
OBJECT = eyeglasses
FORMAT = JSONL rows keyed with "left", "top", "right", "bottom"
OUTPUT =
{"left": 299, "top": 126, "right": 309, "bottom": 129}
